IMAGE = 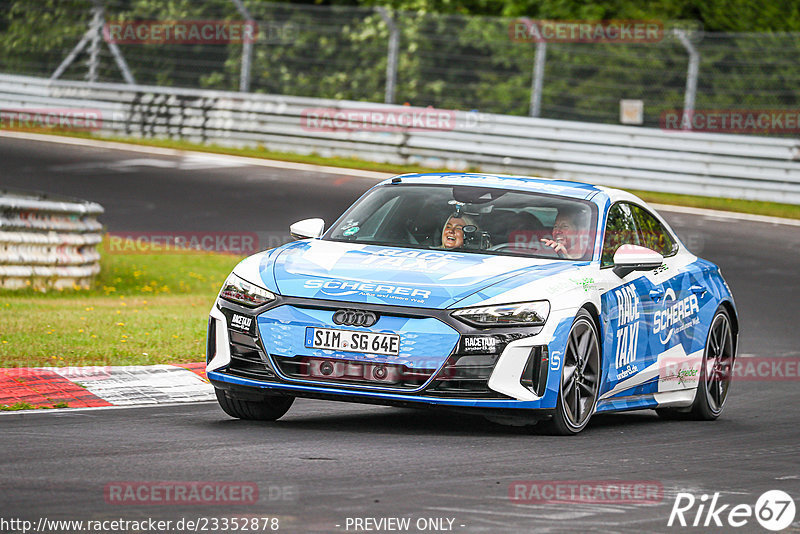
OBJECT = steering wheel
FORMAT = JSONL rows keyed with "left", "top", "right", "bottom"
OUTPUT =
{"left": 487, "top": 242, "right": 567, "bottom": 258}
{"left": 487, "top": 243, "right": 518, "bottom": 252}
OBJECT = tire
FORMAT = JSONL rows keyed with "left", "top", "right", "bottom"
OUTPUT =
{"left": 215, "top": 388, "right": 294, "bottom": 421}
{"left": 655, "top": 307, "right": 735, "bottom": 421}
{"left": 689, "top": 307, "right": 735, "bottom": 420}
{"left": 540, "top": 309, "right": 601, "bottom": 435}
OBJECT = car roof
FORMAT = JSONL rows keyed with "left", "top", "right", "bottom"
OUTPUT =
{"left": 382, "top": 173, "right": 605, "bottom": 200}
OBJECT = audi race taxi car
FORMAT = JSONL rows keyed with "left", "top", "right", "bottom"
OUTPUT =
{"left": 207, "top": 173, "right": 738, "bottom": 435}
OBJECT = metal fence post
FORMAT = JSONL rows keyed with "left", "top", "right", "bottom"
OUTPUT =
{"left": 521, "top": 18, "right": 546, "bottom": 118}
{"left": 530, "top": 41, "right": 546, "bottom": 117}
{"left": 376, "top": 7, "right": 399, "bottom": 105}
{"left": 675, "top": 29, "right": 700, "bottom": 131}
{"left": 86, "top": 5, "right": 103, "bottom": 83}
{"left": 51, "top": 1, "right": 135, "bottom": 84}
{"left": 231, "top": 0, "right": 253, "bottom": 92}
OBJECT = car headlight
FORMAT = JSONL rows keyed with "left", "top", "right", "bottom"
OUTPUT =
{"left": 451, "top": 301, "right": 550, "bottom": 327}
{"left": 219, "top": 273, "right": 276, "bottom": 308}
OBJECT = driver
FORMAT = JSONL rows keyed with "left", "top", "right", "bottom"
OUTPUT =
{"left": 441, "top": 213, "right": 478, "bottom": 250}
{"left": 540, "top": 208, "right": 590, "bottom": 259}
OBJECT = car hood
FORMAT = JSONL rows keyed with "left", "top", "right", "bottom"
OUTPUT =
{"left": 251, "top": 240, "right": 576, "bottom": 309}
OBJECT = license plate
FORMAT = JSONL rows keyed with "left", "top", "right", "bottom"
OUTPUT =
{"left": 305, "top": 327, "right": 400, "bottom": 356}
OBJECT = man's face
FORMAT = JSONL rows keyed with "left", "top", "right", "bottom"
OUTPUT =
{"left": 442, "top": 217, "right": 467, "bottom": 249}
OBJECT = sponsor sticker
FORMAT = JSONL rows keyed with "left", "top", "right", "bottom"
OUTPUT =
{"left": 653, "top": 288, "right": 700, "bottom": 344}
{"left": 359, "top": 249, "right": 461, "bottom": 274}
{"left": 614, "top": 284, "right": 641, "bottom": 379}
{"left": 229, "top": 314, "right": 253, "bottom": 333}
{"left": 460, "top": 335, "right": 500, "bottom": 354}
{"left": 659, "top": 356, "right": 701, "bottom": 388}
{"left": 304, "top": 279, "right": 432, "bottom": 302}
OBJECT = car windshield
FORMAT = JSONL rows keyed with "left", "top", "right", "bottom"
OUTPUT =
{"left": 326, "top": 184, "right": 597, "bottom": 260}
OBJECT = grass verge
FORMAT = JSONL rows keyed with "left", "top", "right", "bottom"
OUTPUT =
{"left": 6, "top": 127, "right": 799, "bottom": 220}
{"left": 0, "top": 239, "right": 242, "bottom": 368}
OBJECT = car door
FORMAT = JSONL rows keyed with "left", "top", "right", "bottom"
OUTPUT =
{"left": 630, "top": 204, "right": 707, "bottom": 390}
{"left": 597, "top": 202, "right": 660, "bottom": 399}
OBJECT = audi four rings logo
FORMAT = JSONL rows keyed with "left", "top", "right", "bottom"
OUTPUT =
{"left": 332, "top": 309, "right": 378, "bottom": 327}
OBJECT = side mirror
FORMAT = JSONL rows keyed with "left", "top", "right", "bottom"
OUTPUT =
{"left": 290, "top": 218, "right": 325, "bottom": 240}
{"left": 612, "top": 244, "right": 663, "bottom": 278}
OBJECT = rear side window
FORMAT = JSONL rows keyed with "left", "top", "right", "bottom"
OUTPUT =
{"left": 630, "top": 204, "right": 677, "bottom": 257}
{"left": 601, "top": 203, "right": 639, "bottom": 267}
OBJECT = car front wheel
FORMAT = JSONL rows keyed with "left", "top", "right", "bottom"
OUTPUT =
{"left": 541, "top": 309, "right": 600, "bottom": 435}
{"left": 215, "top": 389, "right": 294, "bottom": 421}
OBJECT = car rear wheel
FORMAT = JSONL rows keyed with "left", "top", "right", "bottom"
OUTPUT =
{"left": 215, "top": 389, "right": 294, "bottom": 421}
{"left": 656, "top": 307, "right": 735, "bottom": 421}
{"left": 692, "top": 307, "right": 735, "bottom": 419}
{"left": 540, "top": 309, "right": 600, "bottom": 435}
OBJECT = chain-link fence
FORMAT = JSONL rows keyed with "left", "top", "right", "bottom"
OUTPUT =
{"left": 1, "top": 0, "right": 799, "bottom": 130}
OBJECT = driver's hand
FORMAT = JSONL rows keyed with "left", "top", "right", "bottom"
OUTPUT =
{"left": 540, "top": 238, "right": 567, "bottom": 255}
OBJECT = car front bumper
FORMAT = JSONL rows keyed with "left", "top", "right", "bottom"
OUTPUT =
{"left": 206, "top": 296, "right": 573, "bottom": 412}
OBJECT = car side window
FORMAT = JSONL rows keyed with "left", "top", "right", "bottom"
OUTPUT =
{"left": 601, "top": 203, "right": 639, "bottom": 267}
{"left": 629, "top": 204, "right": 677, "bottom": 257}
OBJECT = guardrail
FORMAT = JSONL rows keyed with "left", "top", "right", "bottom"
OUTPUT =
{"left": 1, "top": 73, "right": 799, "bottom": 204}
{"left": 0, "top": 189, "right": 104, "bottom": 290}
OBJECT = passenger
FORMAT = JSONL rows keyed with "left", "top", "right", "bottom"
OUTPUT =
{"left": 541, "top": 208, "right": 590, "bottom": 259}
{"left": 441, "top": 213, "right": 478, "bottom": 250}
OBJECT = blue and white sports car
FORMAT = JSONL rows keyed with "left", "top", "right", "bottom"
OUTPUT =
{"left": 207, "top": 173, "right": 737, "bottom": 434}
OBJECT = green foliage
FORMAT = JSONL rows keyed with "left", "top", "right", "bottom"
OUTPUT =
{"left": 0, "top": 402, "right": 37, "bottom": 411}
{"left": 0, "top": 0, "right": 798, "bottom": 125}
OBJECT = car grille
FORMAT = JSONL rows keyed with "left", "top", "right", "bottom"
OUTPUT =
{"left": 425, "top": 353, "right": 511, "bottom": 399}
{"left": 226, "top": 330, "right": 276, "bottom": 380}
{"left": 272, "top": 355, "right": 434, "bottom": 390}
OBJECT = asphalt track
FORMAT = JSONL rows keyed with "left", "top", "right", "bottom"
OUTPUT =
{"left": 1, "top": 136, "right": 799, "bottom": 533}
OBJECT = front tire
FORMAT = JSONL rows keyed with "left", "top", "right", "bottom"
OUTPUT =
{"left": 215, "top": 389, "right": 294, "bottom": 421}
{"left": 540, "top": 309, "right": 600, "bottom": 435}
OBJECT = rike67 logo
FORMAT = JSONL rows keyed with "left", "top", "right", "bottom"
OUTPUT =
{"left": 668, "top": 490, "right": 796, "bottom": 531}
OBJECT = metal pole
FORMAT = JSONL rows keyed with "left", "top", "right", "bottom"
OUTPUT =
{"left": 376, "top": 7, "right": 399, "bottom": 105}
{"left": 51, "top": 31, "right": 92, "bottom": 81}
{"left": 530, "top": 40, "right": 546, "bottom": 117}
{"left": 675, "top": 29, "right": 699, "bottom": 131}
{"left": 52, "top": 1, "right": 136, "bottom": 84}
{"left": 231, "top": 0, "right": 254, "bottom": 92}
{"left": 86, "top": 5, "right": 103, "bottom": 83}
{"left": 107, "top": 41, "right": 136, "bottom": 85}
